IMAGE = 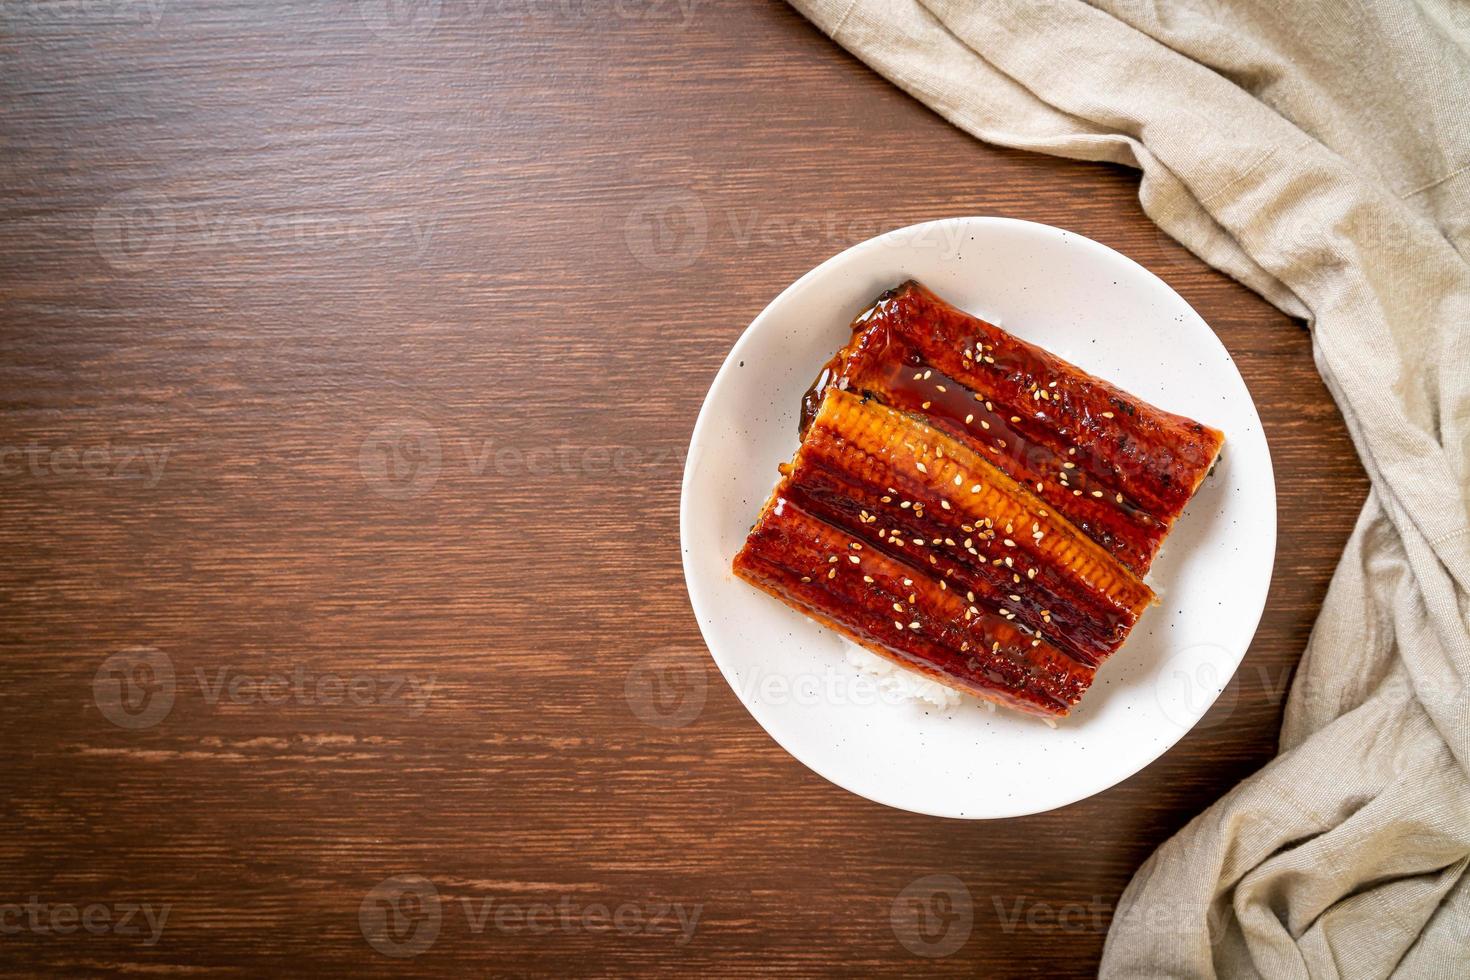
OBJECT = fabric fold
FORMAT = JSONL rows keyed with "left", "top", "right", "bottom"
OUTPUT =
{"left": 787, "top": 0, "right": 1470, "bottom": 975}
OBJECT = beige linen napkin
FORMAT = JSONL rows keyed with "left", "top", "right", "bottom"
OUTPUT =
{"left": 786, "top": 1, "right": 1470, "bottom": 975}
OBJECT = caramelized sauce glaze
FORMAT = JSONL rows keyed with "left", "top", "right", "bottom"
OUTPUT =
{"left": 740, "top": 280, "right": 1225, "bottom": 717}
{"left": 804, "top": 280, "right": 1224, "bottom": 573}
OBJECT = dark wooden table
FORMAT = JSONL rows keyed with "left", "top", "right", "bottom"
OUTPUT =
{"left": 0, "top": 1, "right": 1368, "bottom": 975}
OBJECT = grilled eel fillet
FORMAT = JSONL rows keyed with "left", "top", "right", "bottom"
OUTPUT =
{"left": 802, "top": 280, "right": 1225, "bottom": 574}
{"left": 735, "top": 390, "right": 1154, "bottom": 716}
{"left": 735, "top": 281, "right": 1225, "bottom": 718}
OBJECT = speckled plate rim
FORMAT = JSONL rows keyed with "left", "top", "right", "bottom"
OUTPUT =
{"left": 680, "top": 216, "right": 1276, "bottom": 819}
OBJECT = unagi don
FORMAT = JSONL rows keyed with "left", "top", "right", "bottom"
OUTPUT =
{"left": 734, "top": 280, "right": 1225, "bottom": 719}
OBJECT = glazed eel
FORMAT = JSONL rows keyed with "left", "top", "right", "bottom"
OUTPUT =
{"left": 736, "top": 281, "right": 1224, "bottom": 717}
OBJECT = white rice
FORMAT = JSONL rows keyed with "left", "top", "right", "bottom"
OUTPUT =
{"left": 837, "top": 639, "right": 1066, "bottom": 726}
{"left": 841, "top": 638, "right": 968, "bottom": 709}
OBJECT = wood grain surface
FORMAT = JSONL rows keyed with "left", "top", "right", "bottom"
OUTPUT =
{"left": 0, "top": 0, "right": 1368, "bottom": 975}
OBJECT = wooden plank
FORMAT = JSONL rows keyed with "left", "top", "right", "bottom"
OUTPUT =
{"left": 0, "top": 1, "right": 1367, "bottom": 974}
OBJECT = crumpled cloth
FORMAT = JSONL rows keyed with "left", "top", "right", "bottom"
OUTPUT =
{"left": 786, "top": 1, "right": 1470, "bottom": 975}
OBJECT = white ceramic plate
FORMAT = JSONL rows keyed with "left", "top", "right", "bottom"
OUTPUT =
{"left": 680, "top": 217, "right": 1275, "bottom": 819}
